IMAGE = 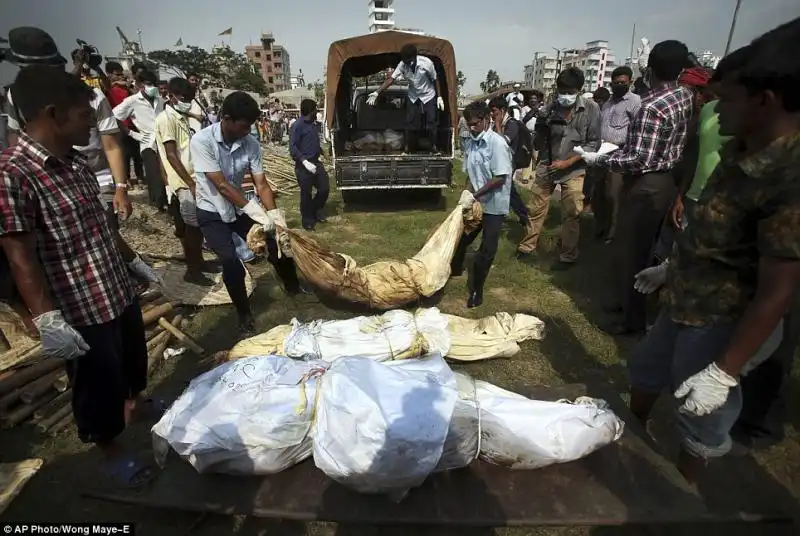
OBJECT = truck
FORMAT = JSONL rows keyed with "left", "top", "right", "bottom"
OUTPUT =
{"left": 324, "top": 31, "right": 458, "bottom": 201}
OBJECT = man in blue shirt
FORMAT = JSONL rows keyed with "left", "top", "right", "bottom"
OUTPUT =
{"left": 450, "top": 101, "right": 513, "bottom": 308}
{"left": 289, "top": 99, "right": 330, "bottom": 231}
{"left": 190, "top": 92, "right": 300, "bottom": 333}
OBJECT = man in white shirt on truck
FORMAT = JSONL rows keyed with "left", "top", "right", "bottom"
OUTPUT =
{"left": 367, "top": 44, "right": 445, "bottom": 155}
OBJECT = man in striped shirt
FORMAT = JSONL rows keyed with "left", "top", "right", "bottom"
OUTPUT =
{"left": 593, "top": 66, "right": 641, "bottom": 243}
{"left": 583, "top": 40, "right": 694, "bottom": 335}
{"left": 0, "top": 67, "right": 152, "bottom": 486}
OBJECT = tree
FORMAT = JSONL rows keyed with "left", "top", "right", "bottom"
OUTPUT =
{"left": 147, "top": 44, "right": 266, "bottom": 95}
{"left": 147, "top": 45, "right": 215, "bottom": 79}
{"left": 456, "top": 70, "right": 467, "bottom": 95}
{"left": 479, "top": 69, "right": 500, "bottom": 93}
{"left": 307, "top": 81, "right": 325, "bottom": 104}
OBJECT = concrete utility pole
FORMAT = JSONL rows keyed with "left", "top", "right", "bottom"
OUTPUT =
{"left": 724, "top": 0, "right": 743, "bottom": 56}
{"left": 628, "top": 23, "right": 636, "bottom": 66}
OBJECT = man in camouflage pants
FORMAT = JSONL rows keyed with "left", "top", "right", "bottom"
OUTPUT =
{"left": 624, "top": 20, "right": 800, "bottom": 486}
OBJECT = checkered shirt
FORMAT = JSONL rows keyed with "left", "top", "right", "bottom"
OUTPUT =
{"left": 602, "top": 81, "right": 695, "bottom": 174}
{"left": 0, "top": 133, "right": 135, "bottom": 326}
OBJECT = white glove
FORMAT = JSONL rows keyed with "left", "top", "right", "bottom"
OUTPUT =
{"left": 581, "top": 152, "right": 601, "bottom": 165}
{"left": 267, "top": 208, "right": 287, "bottom": 229}
{"left": 129, "top": 130, "right": 142, "bottom": 142}
{"left": 436, "top": 97, "right": 445, "bottom": 111}
{"left": 242, "top": 199, "right": 274, "bottom": 232}
{"left": 33, "top": 310, "right": 90, "bottom": 360}
{"left": 366, "top": 92, "right": 379, "bottom": 106}
{"left": 633, "top": 261, "right": 668, "bottom": 294}
{"left": 128, "top": 255, "right": 162, "bottom": 284}
{"left": 302, "top": 160, "right": 317, "bottom": 174}
{"left": 674, "top": 362, "right": 738, "bottom": 416}
{"left": 458, "top": 190, "right": 476, "bottom": 208}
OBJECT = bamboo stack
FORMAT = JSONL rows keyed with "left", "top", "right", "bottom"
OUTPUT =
{"left": 261, "top": 151, "right": 332, "bottom": 195}
{"left": 0, "top": 289, "right": 203, "bottom": 433}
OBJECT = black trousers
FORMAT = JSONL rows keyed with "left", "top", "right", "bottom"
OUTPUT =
{"left": 405, "top": 98, "right": 438, "bottom": 151}
{"left": 450, "top": 213, "right": 504, "bottom": 292}
{"left": 67, "top": 298, "right": 147, "bottom": 444}
{"left": 141, "top": 148, "right": 167, "bottom": 210}
{"left": 509, "top": 181, "right": 529, "bottom": 222}
{"left": 122, "top": 135, "right": 143, "bottom": 184}
{"left": 612, "top": 172, "right": 677, "bottom": 331}
{"left": 196, "top": 209, "right": 299, "bottom": 317}
{"left": 593, "top": 170, "right": 626, "bottom": 241}
{"left": 296, "top": 163, "right": 330, "bottom": 228}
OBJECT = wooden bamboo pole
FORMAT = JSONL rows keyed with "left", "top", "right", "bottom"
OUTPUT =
{"left": 0, "top": 358, "right": 61, "bottom": 397}
{"left": 2, "top": 390, "right": 57, "bottom": 429}
{"left": 32, "top": 389, "right": 71, "bottom": 422}
{"left": 141, "top": 303, "right": 174, "bottom": 326}
{"left": 146, "top": 331, "right": 170, "bottom": 352}
{"left": 157, "top": 317, "right": 204, "bottom": 355}
{"left": 36, "top": 403, "right": 71, "bottom": 433}
{"left": 48, "top": 412, "right": 74, "bottom": 436}
{"left": 19, "top": 370, "right": 63, "bottom": 404}
{"left": 51, "top": 373, "right": 70, "bottom": 393}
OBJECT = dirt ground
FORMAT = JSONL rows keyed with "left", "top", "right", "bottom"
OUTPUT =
{"left": 0, "top": 168, "right": 798, "bottom": 535}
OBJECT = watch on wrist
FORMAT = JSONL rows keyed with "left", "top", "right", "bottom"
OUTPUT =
{"left": 115, "top": 183, "right": 129, "bottom": 189}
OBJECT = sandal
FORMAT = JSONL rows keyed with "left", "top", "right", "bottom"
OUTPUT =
{"left": 103, "top": 456, "right": 156, "bottom": 489}
{"left": 128, "top": 398, "right": 168, "bottom": 423}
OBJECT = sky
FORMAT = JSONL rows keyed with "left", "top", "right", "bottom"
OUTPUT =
{"left": 1, "top": 0, "right": 798, "bottom": 94}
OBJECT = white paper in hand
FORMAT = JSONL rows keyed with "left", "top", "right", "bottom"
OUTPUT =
{"left": 574, "top": 142, "right": 619, "bottom": 156}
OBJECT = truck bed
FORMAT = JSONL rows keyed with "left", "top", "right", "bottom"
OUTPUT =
{"left": 334, "top": 153, "right": 452, "bottom": 189}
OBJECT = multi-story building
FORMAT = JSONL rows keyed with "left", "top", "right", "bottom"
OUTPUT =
{"left": 695, "top": 50, "right": 721, "bottom": 69}
{"left": 245, "top": 33, "right": 292, "bottom": 95}
{"left": 561, "top": 40, "right": 615, "bottom": 91}
{"left": 524, "top": 52, "right": 560, "bottom": 92}
{"left": 525, "top": 40, "right": 615, "bottom": 93}
{"left": 368, "top": 0, "right": 396, "bottom": 33}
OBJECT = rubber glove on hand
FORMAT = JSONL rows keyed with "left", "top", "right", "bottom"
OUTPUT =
{"left": 242, "top": 199, "right": 274, "bottom": 233}
{"left": 674, "top": 362, "right": 738, "bottom": 416}
{"left": 581, "top": 152, "right": 601, "bottom": 166}
{"left": 436, "top": 97, "right": 445, "bottom": 111}
{"left": 634, "top": 261, "right": 669, "bottom": 294}
{"left": 33, "top": 310, "right": 90, "bottom": 360}
{"left": 302, "top": 160, "right": 317, "bottom": 174}
{"left": 366, "top": 92, "right": 379, "bottom": 106}
{"left": 277, "top": 231, "right": 293, "bottom": 258}
{"left": 128, "top": 255, "right": 163, "bottom": 285}
{"left": 267, "top": 208, "right": 287, "bottom": 229}
{"left": 458, "top": 190, "right": 476, "bottom": 208}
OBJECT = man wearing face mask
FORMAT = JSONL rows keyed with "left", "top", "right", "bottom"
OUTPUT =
{"left": 113, "top": 70, "right": 167, "bottom": 211}
{"left": 155, "top": 77, "right": 214, "bottom": 286}
{"left": 593, "top": 66, "right": 641, "bottom": 243}
{"left": 451, "top": 101, "right": 514, "bottom": 308}
{"left": 517, "top": 67, "right": 601, "bottom": 269}
{"left": 367, "top": 44, "right": 445, "bottom": 154}
{"left": 581, "top": 41, "right": 694, "bottom": 336}
{"left": 191, "top": 92, "right": 301, "bottom": 333}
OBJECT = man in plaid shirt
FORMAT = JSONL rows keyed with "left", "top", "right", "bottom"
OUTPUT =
{"left": 0, "top": 66, "right": 152, "bottom": 486}
{"left": 583, "top": 40, "right": 695, "bottom": 335}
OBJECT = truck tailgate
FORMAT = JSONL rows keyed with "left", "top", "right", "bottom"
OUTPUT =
{"left": 335, "top": 156, "right": 452, "bottom": 189}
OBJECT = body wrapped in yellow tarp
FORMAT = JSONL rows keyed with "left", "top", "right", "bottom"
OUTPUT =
{"left": 247, "top": 204, "right": 481, "bottom": 309}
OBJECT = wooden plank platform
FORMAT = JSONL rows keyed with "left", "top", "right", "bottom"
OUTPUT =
{"left": 82, "top": 384, "right": 792, "bottom": 527}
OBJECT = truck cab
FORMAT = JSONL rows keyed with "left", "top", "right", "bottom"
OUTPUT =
{"left": 324, "top": 32, "right": 458, "bottom": 200}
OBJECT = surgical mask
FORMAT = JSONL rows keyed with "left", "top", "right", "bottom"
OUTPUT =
{"left": 611, "top": 83, "right": 628, "bottom": 97}
{"left": 143, "top": 85, "right": 159, "bottom": 98}
{"left": 174, "top": 101, "right": 192, "bottom": 113}
{"left": 557, "top": 94, "right": 577, "bottom": 107}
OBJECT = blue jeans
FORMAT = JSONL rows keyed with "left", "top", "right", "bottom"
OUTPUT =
{"left": 628, "top": 312, "right": 742, "bottom": 459}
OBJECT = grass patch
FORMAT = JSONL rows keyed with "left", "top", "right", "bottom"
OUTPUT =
{"left": 1, "top": 164, "right": 798, "bottom": 535}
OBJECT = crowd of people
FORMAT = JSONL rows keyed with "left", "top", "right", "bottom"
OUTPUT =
{"left": 455, "top": 18, "right": 799, "bottom": 486}
{"left": 0, "top": 15, "right": 797, "bottom": 493}
{"left": 0, "top": 25, "right": 315, "bottom": 486}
